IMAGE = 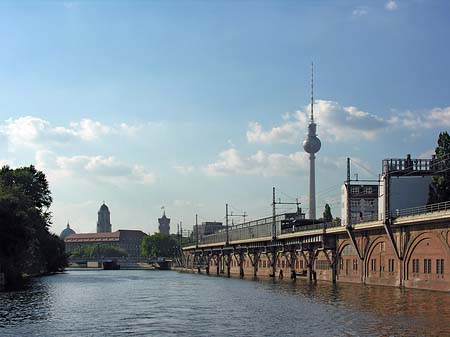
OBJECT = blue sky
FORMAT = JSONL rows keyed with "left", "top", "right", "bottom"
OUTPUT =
{"left": 0, "top": 0, "right": 449, "bottom": 235}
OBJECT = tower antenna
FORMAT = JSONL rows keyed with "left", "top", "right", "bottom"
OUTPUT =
{"left": 310, "top": 61, "right": 314, "bottom": 123}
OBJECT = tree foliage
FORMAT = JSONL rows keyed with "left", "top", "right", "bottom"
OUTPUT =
{"left": 0, "top": 165, "right": 67, "bottom": 288}
{"left": 70, "top": 244, "right": 128, "bottom": 258}
{"left": 323, "top": 204, "right": 333, "bottom": 222}
{"left": 141, "top": 233, "right": 179, "bottom": 258}
{"left": 429, "top": 132, "right": 450, "bottom": 203}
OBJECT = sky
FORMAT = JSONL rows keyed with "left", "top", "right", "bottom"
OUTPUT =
{"left": 0, "top": 0, "right": 449, "bottom": 236}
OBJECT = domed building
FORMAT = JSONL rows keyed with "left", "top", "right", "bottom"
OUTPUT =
{"left": 63, "top": 202, "right": 146, "bottom": 258}
{"left": 60, "top": 222, "right": 76, "bottom": 240}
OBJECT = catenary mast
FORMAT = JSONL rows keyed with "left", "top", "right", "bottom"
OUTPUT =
{"left": 302, "top": 63, "right": 321, "bottom": 220}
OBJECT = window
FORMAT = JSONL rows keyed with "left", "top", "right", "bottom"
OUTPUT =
{"left": 350, "top": 200, "right": 360, "bottom": 208}
{"left": 371, "top": 259, "right": 377, "bottom": 272}
{"left": 364, "top": 186, "right": 372, "bottom": 194}
{"left": 365, "top": 199, "right": 375, "bottom": 207}
{"left": 436, "top": 259, "right": 444, "bottom": 274}
{"left": 316, "top": 260, "right": 328, "bottom": 270}
{"left": 351, "top": 186, "right": 359, "bottom": 194}
{"left": 412, "top": 259, "right": 420, "bottom": 273}
{"left": 353, "top": 259, "right": 358, "bottom": 271}
{"left": 388, "top": 259, "right": 395, "bottom": 272}
{"left": 424, "top": 259, "right": 432, "bottom": 274}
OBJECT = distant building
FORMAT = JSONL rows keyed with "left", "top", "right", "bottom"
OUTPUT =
{"left": 193, "top": 221, "right": 223, "bottom": 241}
{"left": 341, "top": 183, "right": 379, "bottom": 226}
{"left": 97, "top": 202, "right": 112, "bottom": 233}
{"left": 60, "top": 222, "right": 76, "bottom": 240}
{"left": 65, "top": 230, "right": 146, "bottom": 257}
{"left": 158, "top": 211, "right": 170, "bottom": 235}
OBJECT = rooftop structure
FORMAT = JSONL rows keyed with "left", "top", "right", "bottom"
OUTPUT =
{"left": 158, "top": 210, "right": 170, "bottom": 235}
{"left": 379, "top": 154, "right": 433, "bottom": 220}
{"left": 60, "top": 222, "right": 76, "bottom": 240}
{"left": 97, "top": 202, "right": 112, "bottom": 233}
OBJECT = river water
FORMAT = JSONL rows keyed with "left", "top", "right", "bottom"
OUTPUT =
{"left": 0, "top": 269, "right": 449, "bottom": 337}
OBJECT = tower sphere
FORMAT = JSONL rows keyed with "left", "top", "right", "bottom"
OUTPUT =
{"left": 303, "top": 135, "right": 321, "bottom": 154}
{"left": 303, "top": 124, "right": 321, "bottom": 154}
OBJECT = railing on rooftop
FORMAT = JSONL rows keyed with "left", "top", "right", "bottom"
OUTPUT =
{"left": 382, "top": 158, "right": 433, "bottom": 174}
{"left": 394, "top": 200, "right": 450, "bottom": 218}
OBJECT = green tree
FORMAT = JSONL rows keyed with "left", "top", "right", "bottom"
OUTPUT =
{"left": 429, "top": 132, "right": 450, "bottom": 203}
{"left": 71, "top": 245, "right": 128, "bottom": 258}
{"left": 323, "top": 204, "right": 333, "bottom": 222}
{"left": 0, "top": 165, "right": 67, "bottom": 287}
{"left": 141, "top": 233, "right": 178, "bottom": 258}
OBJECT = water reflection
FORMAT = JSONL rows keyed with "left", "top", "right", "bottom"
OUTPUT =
{"left": 1, "top": 270, "right": 449, "bottom": 337}
{"left": 0, "top": 280, "right": 53, "bottom": 327}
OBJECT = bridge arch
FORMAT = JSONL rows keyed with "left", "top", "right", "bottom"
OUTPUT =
{"left": 364, "top": 236, "right": 386, "bottom": 278}
{"left": 403, "top": 231, "right": 449, "bottom": 281}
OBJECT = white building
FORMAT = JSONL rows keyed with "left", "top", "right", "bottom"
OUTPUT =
{"left": 341, "top": 183, "right": 378, "bottom": 226}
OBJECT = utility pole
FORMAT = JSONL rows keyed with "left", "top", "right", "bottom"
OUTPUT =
{"left": 195, "top": 214, "right": 199, "bottom": 248}
{"left": 272, "top": 187, "right": 276, "bottom": 240}
{"left": 225, "top": 204, "right": 247, "bottom": 243}
{"left": 225, "top": 204, "right": 229, "bottom": 245}
{"left": 347, "top": 157, "right": 351, "bottom": 228}
{"left": 271, "top": 188, "right": 302, "bottom": 235}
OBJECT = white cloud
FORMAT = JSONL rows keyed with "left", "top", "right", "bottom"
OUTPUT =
{"left": 36, "top": 151, "right": 155, "bottom": 186}
{"left": 385, "top": 1, "right": 398, "bottom": 11}
{"left": 173, "top": 200, "right": 192, "bottom": 207}
{"left": 247, "top": 120, "right": 303, "bottom": 144}
{"left": 419, "top": 149, "right": 435, "bottom": 159}
{"left": 63, "top": 2, "right": 79, "bottom": 9}
{"left": 0, "top": 159, "right": 12, "bottom": 167}
{"left": 352, "top": 7, "right": 368, "bottom": 17}
{"left": 204, "top": 148, "right": 309, "bottom": 177}
{"left": 247, "top": 100, "right": 386, "bottom": 144}
{"left": 429, "top": 106, "right": 450, "bottom": 126}
{"left": 0, "top": 116, "right": 142, "bottom": 150}
{"left": 69, "top": 119, "right": 111, "bottom": 141}
{"left": 173, "top": 165, "right": 195, "bottom": 175}
{"left": 388, "top": 106, "right": 450, "bottom": 129}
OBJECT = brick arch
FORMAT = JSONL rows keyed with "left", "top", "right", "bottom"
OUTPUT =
{"left": 403, "top": 231, "right": 450, "bottom": 281}
{"left": 364, "top": 236, "right": 386, "bottom": 277}
{"left": 337, "top": 239, "right": 352, "bottom": 256}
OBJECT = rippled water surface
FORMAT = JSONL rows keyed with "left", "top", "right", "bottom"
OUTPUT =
{"left": 1, "top": 270, "right": 450, "bottom": 336}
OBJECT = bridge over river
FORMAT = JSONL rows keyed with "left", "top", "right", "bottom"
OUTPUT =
{"left": 182, "top": 201, "right": 450, "bottom": 291}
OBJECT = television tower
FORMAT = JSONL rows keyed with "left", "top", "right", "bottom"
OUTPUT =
{"left": 302, "top": 63, "right": 321, "bottom": 220}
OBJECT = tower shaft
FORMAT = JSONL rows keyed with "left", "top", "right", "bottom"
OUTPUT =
{"left": 309, "top": 153, "right": 316, "bottom": 220}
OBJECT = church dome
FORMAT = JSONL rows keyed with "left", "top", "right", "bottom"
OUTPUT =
{"left": 60, "top": 223, "right": 76, "bottom": 240}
